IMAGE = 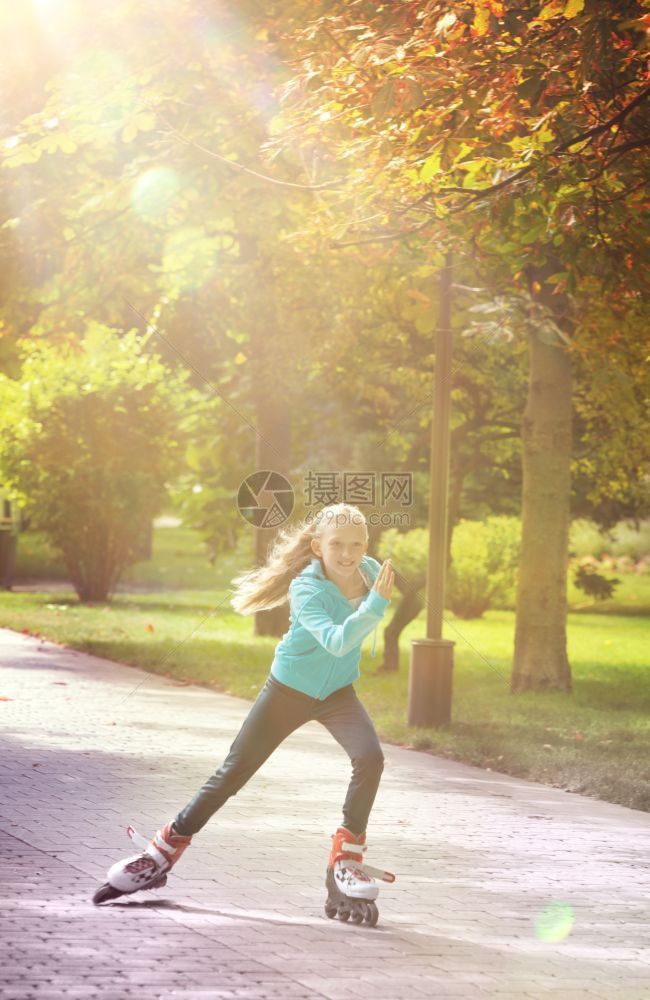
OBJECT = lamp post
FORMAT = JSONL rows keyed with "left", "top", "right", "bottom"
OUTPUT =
{"left": 408, "top": 250, "right": 455, "bottom": 727}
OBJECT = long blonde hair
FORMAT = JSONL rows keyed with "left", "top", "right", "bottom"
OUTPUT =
{"left": 230, "top": 502, "right": 369, "bottom": 615}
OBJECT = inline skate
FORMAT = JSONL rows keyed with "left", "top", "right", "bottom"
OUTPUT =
{"left": 325, "top": 826, "right": 395, "bottom": 927}
{"left": 92, "top": 821, "right": 192, "bottom": 904}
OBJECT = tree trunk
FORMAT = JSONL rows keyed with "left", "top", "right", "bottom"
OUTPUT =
{"left": 134, "top": 518, "right": 153, "bottom": 561}
{"left": 250, "top": 264, "right": 292, "bottom": 638}
{"left": 254, "top": 393, "right": 291, "bottom": 637}
{"left": 376, "top": 585, "right": 424, "bottom": 672}
{"left": 511, "top": 293, "right": 573, "bottom": 692}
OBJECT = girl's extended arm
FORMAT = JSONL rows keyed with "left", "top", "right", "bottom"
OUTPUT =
{"left": 294, "top": 589, "right": 389, "bottom": 658}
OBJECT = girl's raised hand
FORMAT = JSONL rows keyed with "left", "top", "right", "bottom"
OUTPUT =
{"left": 371, "top": 558, "right": 394, "bottom": 601}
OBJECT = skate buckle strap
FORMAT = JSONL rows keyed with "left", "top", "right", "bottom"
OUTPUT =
{"left": 341, "top": 840, "right": 366, "bottom": 857}
{"left": 357, "top": 862, "right": 396, "bottom": 884}
{"left": 126, "top": 825, "right": 177, "bottom": 869}
{"left": 336, "top": 837, "right": 396, "bottom": 883}
{"left": 153, "top": 830, "right": 178, "bottom": 853}
{"left": 127, "top": 825, "right": 176, "bottom": 853}
{"left": 126, "top": 825, "right": 149, "bottom": 851}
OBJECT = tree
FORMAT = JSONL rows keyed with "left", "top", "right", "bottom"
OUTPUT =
{"left": 273, "top": 0, "right": 650, "bottom": 691}
{"left": 0, "top": 324, "right": 194, "bottom": 601}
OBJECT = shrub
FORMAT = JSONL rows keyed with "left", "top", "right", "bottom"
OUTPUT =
{"left": 377, "top": 517, "right": 521, "bottom": 619}
{"left": 377, "top": 526, "right": 427, "bottom": 587}
{"left": 0, "top": 323, "right": 196, "bottom": 602}
{"left": 447, "top": 516, "right": 521, "bottom": 618}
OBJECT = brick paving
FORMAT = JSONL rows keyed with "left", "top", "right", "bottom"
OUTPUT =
{"left": 0, "top": 625, "right": 648, "bottom": 1000}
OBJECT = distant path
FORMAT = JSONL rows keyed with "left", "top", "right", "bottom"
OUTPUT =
{"left": 9, "top": 578, "right": 170, "bottom": 593}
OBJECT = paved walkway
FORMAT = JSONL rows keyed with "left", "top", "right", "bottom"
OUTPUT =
{"left": 0, "top": 627, "right": 648, "bottom": 1000}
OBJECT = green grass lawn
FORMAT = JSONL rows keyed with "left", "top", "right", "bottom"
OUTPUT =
{"left": 2, "top": 523, "right": 649, "bottom": 812}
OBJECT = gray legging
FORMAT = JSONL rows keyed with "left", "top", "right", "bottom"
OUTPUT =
{"left": 172, "top": 673, "right": 385, "bottom": 838}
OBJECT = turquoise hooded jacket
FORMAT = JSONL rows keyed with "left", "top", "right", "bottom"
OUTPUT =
{"left": 270, "top": 554, "right": 390, "bottom": 700}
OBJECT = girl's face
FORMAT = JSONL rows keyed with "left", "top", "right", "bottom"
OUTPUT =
{"left": 311, "top": 520, "right": 369, "bottom": 584}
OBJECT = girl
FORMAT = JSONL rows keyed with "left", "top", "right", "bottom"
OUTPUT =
{"left": 94, "top": 502, "right": 395, "bottom": 925}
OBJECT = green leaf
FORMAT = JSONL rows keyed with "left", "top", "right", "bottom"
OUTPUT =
{"left": 420, "top": 147, "right": 443, "bottom": 182}
{"left": 532, "top": 124, "right": 555, "bottom": 148}
{"left": 60, "top": 135, "right": 77, "bottom": 154}
{"left": 518, "top": 74, "right": 544, "bottom": 104}
{"left": 3, "top": 146, "right": 42, "bottom": 167}
{"left": 135, "top": 112, "right": 156, "bottom": 132}
{"left": 452, "top": 142, "right": 475, "bottom": 166}
{"left": 458, "top": 158, "right": 490, "bottom": 188}
{"left": 122, "top": 122, "right": 138, "bottom": 143}
{"left": 519, "top": 223, "right": 547, "bottom": 244}
{"left": 538, "top": 1, "right": 564, "bottom": 20}
{"left": 563, "top": 0, "right": 584, "bottom": 17}
{"left": 414, "top": 303, "right": 438, "bottom": 334}
{"left": 566, "top": 137, "right": 590, "bottom": 153}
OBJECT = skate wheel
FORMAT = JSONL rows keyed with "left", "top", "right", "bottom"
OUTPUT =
{"left": 337, "top": 903, "right": 351, "bottom": 922}
{"left": 364, "top": 900, "right": 379, "bottom": 927}
{"left": 324, "top": 900, "right": 338, "bottom": 920}
{"left": 351, "top": 903, "right": 365, "bottom": 924}
{"left": 92, "top": 882, "right": 123, "bottom": 905}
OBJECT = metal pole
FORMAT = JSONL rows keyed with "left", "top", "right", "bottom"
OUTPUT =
{"left": 408, "top": 251, "right": 455, "bottom": 727}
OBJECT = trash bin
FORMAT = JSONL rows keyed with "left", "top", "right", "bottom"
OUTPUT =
{"left": 408, "top": 638, "right": 455, "bottom": 727}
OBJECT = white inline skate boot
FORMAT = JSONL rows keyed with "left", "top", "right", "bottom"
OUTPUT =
{"left": 324, "top": 825, "right": 395, "bottom": 927}
{"left": 92, "top": 822, "right": 192, "bottom": 905}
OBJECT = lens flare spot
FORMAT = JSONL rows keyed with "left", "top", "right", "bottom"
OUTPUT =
{"left": 534, "top": 901, "right": 575, "bottom": 942}
{"left": 131, "top": 168, "right": 180, "bottom": 220}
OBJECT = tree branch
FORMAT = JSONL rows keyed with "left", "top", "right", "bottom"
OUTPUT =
{"left": 157, "top": 113, "right": 342, "bottom": 191}
{"left": 427, "top": 86, "right": 650, "bottom": 201}
{"left": 556, "top": 84, "right": 650, "bottom": 152}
